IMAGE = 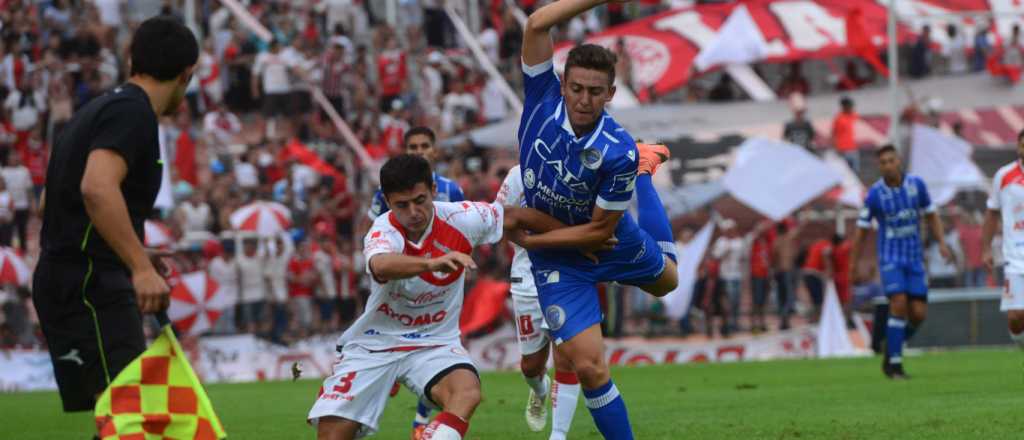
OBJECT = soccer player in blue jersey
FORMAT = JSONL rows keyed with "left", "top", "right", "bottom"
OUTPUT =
{"left": 850, "top": 145, "right": 953, "bottom": 379}
{"left": 505, "top": 1, "right": 680, "bottom": 438}
{"left": 365, "top": 127, "right": 465, "bottom": 221}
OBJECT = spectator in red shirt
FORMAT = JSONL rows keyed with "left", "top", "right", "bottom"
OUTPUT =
{"left": 376, "top": 35, "right": 407, "bottom": 113}
{"left": 802, "top": 237, "right": 833, "bottom": 322}
{"left": 288, "top": 239, "right": 318, "bottom": 340}
{"left": 956, "top": 210, "right": 986, "bottom": 287}
{"left": 749, "top": 221, "right": 776, "bottom": 333}
{"left": 831, "top": 233, "right": 854, "bottom": 328}
{"left": 831, "top": 96, "right": 859, "bottom": 172}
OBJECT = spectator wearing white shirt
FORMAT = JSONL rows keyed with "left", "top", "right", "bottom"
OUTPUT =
{"left": 235, "top": 235, "right": 268, "bottom": 334}
{"left": 208, "top": 240, "right": 239, "bottom": 334}
{"left": 202, "top": 103, "right": 242, "bottom": 150}
{"left": 440, "top": 78, "right": 478, "bottom": 136}
{"left": 481, "top": 74, "right": 508, "bottom": 124}
{"left": 711, "top": 219, "right": 747, "bottom": 332}
{"left": 0, "top": 176, "right": 13, "bottom": 247}
{"left": 251, "top": 41, "right": 294, "bottom": 138}
{"left": 4, "top": 81, "right": 46, "bottom": 135}
{"left": 479, "top": 18, "right": 500, "bottom": 64}
{"left": 313, "top": 231, "right": 340, "bottom": 333}
{"left": 927, "top": 226, "right": 963, "bottom": 288}
{"left": 234, "top": 152, "right": 260, "bottom": 190}
{"left": 1, "top": 153, "right": 33, "bottom": 252}
{"left": 265, "top": 233, "right": 295, "bottom": 341}
{"left": 280, "top": 39, "right": 315, "bottom": 118}
{"left": 175, "top": 191, "right": 213, "bottom": 237}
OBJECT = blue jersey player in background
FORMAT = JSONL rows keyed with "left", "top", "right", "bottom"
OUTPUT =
{"left": 850, "top": 145, "right": 953, "bottom": 380}
{"left": 361, "top": 126, "right": 464, "bottom": 223}
{"left": 505, "top": 1, "right": 681, "bottom": 438}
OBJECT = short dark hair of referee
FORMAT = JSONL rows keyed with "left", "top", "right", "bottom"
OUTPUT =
{"left": 32, "top": 16, "right": 198, "bottom": 414}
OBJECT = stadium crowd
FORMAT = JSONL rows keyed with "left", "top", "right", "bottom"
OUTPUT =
{"left": 0, "top": 0, "right": 1013, "bottom": 349}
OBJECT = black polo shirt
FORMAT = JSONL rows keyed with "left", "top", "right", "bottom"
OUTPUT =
{"left": 39, "top": 82, "right": 162, "bottom": 270}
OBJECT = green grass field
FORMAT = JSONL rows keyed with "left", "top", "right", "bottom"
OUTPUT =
{"left": 3, "top": 349, "right": 1022, "bottom": 439}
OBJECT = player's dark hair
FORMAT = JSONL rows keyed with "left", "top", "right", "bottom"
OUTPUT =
{"left": 1017, "top": 128, "right": 1024, "bottom": 143}
{"left": 129, "top": 16, "right": 199, "bottom": 82}
{"left": 380, "top": 154, "right": 433, "bottom": 196}
{"left": 565, "top": 44, "right": 617, "bottom": 85}
{"left": 876, "top": 144, "right": 898, "bottom": 157}
{"left": 404, "top": 126, "right": 436, "bottom": 145}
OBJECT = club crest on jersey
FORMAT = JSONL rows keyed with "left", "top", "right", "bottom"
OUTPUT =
{"left": 523, "top": 168, "right": 536, "bottom": 189}
{"left": 581, "top": 147, "right": 603, "bottom": 170}
{"left": 545, "top": 305, "right": 566, "bottom": 331}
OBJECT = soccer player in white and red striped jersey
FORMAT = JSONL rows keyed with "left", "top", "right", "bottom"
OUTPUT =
{"left": 308, "top": 154, "right": 502, "bottom": 440}
{"left": 310, "top": 155, "right": 581, "bottom": 440}
{"left": 982, "top": 129, "right": 1024, "bottom": 350}
{"left": 496, "top": 165, "right": 581, "bottom": 439}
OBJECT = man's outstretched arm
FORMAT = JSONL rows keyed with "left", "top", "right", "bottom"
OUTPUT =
{"left": 505, "top": 206, "right": 621, "bottom": 251}
{"left": 523, "top": 0, "right": 617, "bottom": 66}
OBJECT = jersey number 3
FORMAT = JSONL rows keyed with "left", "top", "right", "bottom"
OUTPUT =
{"left": 333, "top": 372, "right": 358, "bottom": 394}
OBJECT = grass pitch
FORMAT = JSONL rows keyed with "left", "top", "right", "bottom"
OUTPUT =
{"left": 2, "top": 349, "right": 1021, "bottom": 439}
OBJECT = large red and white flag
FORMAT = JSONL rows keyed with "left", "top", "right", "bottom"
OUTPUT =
{"left": 693, "top": 4, "right": 770, "bottom": 71}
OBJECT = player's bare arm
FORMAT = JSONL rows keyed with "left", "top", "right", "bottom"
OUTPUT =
{"left": 81, "top": 148, "right": 169, "bottom": 314}
{"left": 925, "top": 212, "right": 954, "bottom": 263}
{"left": 523, "top": 0, "right": 624, "bottom": 66}
{"left": 981, "top": 208, "right": 1002, "bottom": 272}
{"left": 849, "top": 226, "right": 867, "bottom": 276}
{"left": 369, "top": 252, "right": 476, "bottom": 283}
{"left": 507, "top": 205, "right": 622, "bottom": 252}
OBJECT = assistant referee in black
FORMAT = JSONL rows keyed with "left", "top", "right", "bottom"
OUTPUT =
{"left": 32, "top": 17, "right": 198, "bottom": 413}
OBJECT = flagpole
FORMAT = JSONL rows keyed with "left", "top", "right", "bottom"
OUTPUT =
{"left": 887, "top": 0, "right": 900, "bottom": 153}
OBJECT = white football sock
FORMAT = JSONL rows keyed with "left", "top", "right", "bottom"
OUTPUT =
{"left": 524, "top": 373, "right": 550, "bottom": 400}
{"left": 550, "top": 372, "right": 580, "bottom": 440}
{"left": 1011, "top": 329, "right": 1024, "bottom": 350}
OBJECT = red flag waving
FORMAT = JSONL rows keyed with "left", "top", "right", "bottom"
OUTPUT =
{"left": 846, "top": 7, "right": 890, "bottom": 77}
{"left": 174, "top": 130, "right": 198, "bottom": 185}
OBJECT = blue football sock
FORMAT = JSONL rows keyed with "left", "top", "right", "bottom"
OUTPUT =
{"left": 636, "top": 174, "right": 676, "bottom": 263}
{"left": 413, "top": 400, "right": 431, "bottom": 427}
{"left": 583, "top": 379, "right": 633, "bottom": 439}
{"left": 886, "top": 317, "right": 906, "bottom": 365}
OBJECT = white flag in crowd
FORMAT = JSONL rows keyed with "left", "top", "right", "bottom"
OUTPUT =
{"left": 908, "top": 124, "right": 988, "bottom": 206}
{"left": 723, "top": 138, "right": 842, "bottom": 221}
{"left": 661, "top": 221, "right": 715, "bottom": 320}
{"left": 693, "top": 4, "right": 770, "bottom": 71}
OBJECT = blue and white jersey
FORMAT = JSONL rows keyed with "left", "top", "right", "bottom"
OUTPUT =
{"left": 517, "top": 59, "right": 641, "bottom": 242}
{"left": 367, "top": 173, "right": 465, "bottom": 219}
{"left": 857, "top": 175, "right": 935, "bottom": 266}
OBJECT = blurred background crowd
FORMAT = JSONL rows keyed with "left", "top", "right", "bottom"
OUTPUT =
{"left": 0, "top": 0, "right": 1015, "bottom": 349}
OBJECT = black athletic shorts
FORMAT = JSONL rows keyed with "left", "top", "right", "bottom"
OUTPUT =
{"left": 32, "top": 258, "right": 146, "bottom": 412}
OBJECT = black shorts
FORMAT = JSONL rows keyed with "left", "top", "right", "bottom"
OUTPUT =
{"left": 32, "top": 258, "right": 146, "bottom": 412}
{"left": 262, "top": 93, "right": 291, "bottom": 117}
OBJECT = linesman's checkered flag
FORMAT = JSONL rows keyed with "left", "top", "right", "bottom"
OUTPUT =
{"left": 94, "top": 313, "right": 226, "bottom": 439}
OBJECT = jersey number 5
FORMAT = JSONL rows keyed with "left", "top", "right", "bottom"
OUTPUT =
{"left": 333, "top": 372, "right": 358, "bottom": 394}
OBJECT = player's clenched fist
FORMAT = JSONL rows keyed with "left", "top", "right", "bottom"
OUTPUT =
{"left": 428, "top": 252, "right": 477, "bottom": 273}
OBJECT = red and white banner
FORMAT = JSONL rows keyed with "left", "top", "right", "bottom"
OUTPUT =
{"left": 553, "top": 0, "right": 1013, "bottom": 101}
{"left": 0, "top": 324, "right": 867, "bottom": 391}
